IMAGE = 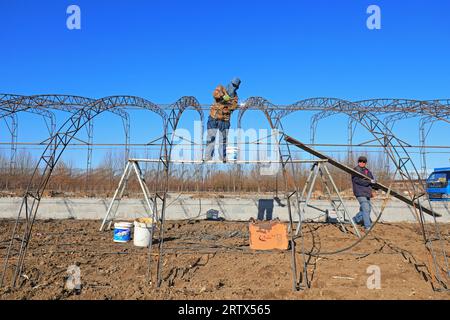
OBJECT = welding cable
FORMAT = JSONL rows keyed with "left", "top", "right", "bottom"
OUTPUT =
{"left": 303, "top": 183, "right": 393, "bottom": 257}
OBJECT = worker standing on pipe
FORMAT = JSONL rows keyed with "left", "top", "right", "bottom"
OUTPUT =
{"left": 205, "top": 77, "right": 241, "bottom": 162}
{"left": 351, "top": 156, "right": 377, "bottom": 232}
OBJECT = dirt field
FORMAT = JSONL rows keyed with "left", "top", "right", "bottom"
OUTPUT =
{"left": 0, "top": 218, "right": 449, "bottom": 300}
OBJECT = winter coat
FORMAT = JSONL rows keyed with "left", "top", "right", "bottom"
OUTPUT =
{"left": 209, "top": 85, "right": 239, "bottom": 121}
{"left": 352, "top": 166, "right": 375, "bottom": 198}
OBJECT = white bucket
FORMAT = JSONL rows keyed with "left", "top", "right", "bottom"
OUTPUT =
{"left": 226, "top": 146, "right": 239, "bottom": 161}
{"left": 133, "top": 218, "right": 155, "bottom": 247}
{"left": 113, "top": 222, "right": 133, "bottom": 243}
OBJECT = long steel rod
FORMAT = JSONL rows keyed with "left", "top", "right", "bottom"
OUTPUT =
{"left": 284, "top": 134, "right": 441, "bottom": 218}
{"left": 127, "top": 158, "right": 329, "bottom": 164}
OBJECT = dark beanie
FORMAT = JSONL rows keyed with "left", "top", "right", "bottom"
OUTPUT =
{"left": 358, "top": 156, "right": 367, "bottom": 163}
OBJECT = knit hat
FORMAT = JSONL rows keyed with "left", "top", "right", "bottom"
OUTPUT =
{"left": 231, "top": 77, "right": 241, "bottom": 88}
{"left": 358, "top": 156, "right": 368, "bottom": 163}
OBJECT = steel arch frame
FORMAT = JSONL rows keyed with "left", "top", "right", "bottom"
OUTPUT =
{"left": 149, "top": 96, "right": 206, "bottom": 287}
{"left": 357, "top": 99, "right": 450, "bottom": 178}
{"left": 416, "top": 99, "right": 450, "bottom": 177}
{"left": 277, "top": 98, "right": 429, "bottom": 210}
{"left": 237, "top": 96, "right": 309, "bottom": 290}
{"left": 0, "top": 95, "right": 166, "bottom": 288}
{"left": 237, "top": 97, "right": 280, "bottom": 129}
{"left": 420, "top": 100, "right": 450, "bottom": 171}
{"left": 1, "top": 95, "right": 56, "bottom": 173}
{"left": 1, "top": 94, "right": 448, "bottom": 292}
{"left": 1, "top": 95, "right": 132, "bottom": 183}
{"left": 237, "top": 96, "right": 449, "bottom": 290}
{"left": 308, "top": 99, "right": 429, "bottom": 146}
{"left": 308, "top": 99, "right": 450, "bottom": 178}
{"left": 278, "top": 98, "right": 448, "bottom": 290}
{"left": 165, "top": 96, "right": 204, "bottom": 158}
{"left": 419, "top": 116, "right": 438, "bottom": 178}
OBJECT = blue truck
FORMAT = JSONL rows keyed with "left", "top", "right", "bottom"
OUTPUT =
{"left": 426, "top": 167, "right": 450, "bottom": 201}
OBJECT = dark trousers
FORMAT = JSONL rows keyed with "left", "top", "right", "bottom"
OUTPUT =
{"left": 257, "top": 199, "right": 274, "bottom": 220}
{"left": 205, "top": 116, "right": 230, "bottom": 160}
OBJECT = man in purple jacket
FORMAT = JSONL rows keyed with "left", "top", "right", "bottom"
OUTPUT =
{"left": 351, "top": 156, "right": 376, "bottom": 232}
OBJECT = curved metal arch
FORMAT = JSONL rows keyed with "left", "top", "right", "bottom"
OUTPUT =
{"left": 0, "top": 96, "right": 23, "bottom": 113}
{"left": 416, "top": 101, "right": 450, "bottom": 178}
{"left": 1, "top": 94, "right": 133, "bottom": 177}
{"left": 425, "top": 99, "right": 450, "bottom": 119}
{"left": 309, "top": 109, "right": 340, "bottom": 144}
{"left": 309, "top": 110, "right": 358, "bottom": 163}
{"left": 8, "top": 94, "right": 132, "bottom": 119}
{"left": 278, "top": 98, "right": 430, "bottom": 203}
{"left": 144, "top": 96, "right": 204, "bottom": 287}
{"left": 164, "top": 96, "right": 204, "bottom": 160}
{"left": 0, "top": 95, "right": 59, "bottom": 135}
{"left": 17, "top": 94, "right": 166, "bottom": 194}
{"left": 249, "top": 97, "right": 448, "bottom": 289}
{"left": 358, "top": 99, "right": 450, "bottom": 125}
{"left": 276, "top": 98, "right": 361, "bottom": 149}
{"left": 1, "top": 95, "right": 167, "bottom": 288}
{"left": 1, "top": 95, "right": 23, "bottom": 171}
{"left": 235, "top": 96, "right": 309, "bottom": 290}
{"left": 308, "top": 99, "right": 439, "bottom": 137}
{"left": 286, "top": 99, "right": 448, "bottom": 165}
{"left": 297, "top": 98, "right": 430, "bottom": 126}
{"left": 278, "top": 99, "right": 449, "bottom": 287}
{"left": 357, "top": 99, "right": 450, "bottom": 178}
{"left": 0, "top": 94, "right": 93, "bottom": 118}
{"left": 234, "top": 97, "right": 281, "bottom": 197}
{"left": 357, "top": 98, "right": 426, "bottom": 112}
{"left": 371, "top": 99, "right": 450, "bottom": 179}
{"left": 0, "top": 94, "right": 23, "bottom": 114}
{"left": 419, "top": 116, "right": 439, "bottom": 178}
{"left": 0, "top": 93, "right": 22, "bottom": 101}
{"left": 432, "top": 99, "right": 450, "bottom": 108}
{"left": 347, "top": 117, "right": 357, "bottom": 162}
{"left": 276, "top": 98, "right": 354, "bottom": 120}
{"left": 376, "top": 99, "right": 433, "bottom": 125}
{"left": 166, "top": 96, "right": 203, "bottom": 133}
{"left": 0, "top": 95, "right": 57, "bottom": 173}
{"left": 237, "top": 96, "right": 279, "bottom": 129}
{"left": 97, "top": 95, "right": 166, "bottom": 119}
{"left": 337, "top": 106, "right": 448, "bottom": 289}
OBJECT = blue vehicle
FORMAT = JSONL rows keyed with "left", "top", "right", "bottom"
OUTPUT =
{"left": 426, "top": 167, "right": 450, "bottom": 201}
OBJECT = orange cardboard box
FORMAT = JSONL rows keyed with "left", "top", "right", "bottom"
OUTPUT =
{"left": 249, "top": 220, "right": 289, "bottom": 250}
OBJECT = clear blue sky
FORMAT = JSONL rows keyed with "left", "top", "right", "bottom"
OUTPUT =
{"left": 0, "top": 0, "right": 449, "bottom": 171}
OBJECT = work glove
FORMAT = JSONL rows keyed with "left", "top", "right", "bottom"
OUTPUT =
{"left": 223, "top": 94, "right": 231, "bottom": 102}
{"left": 370, "top": 179, "right": 376, "bottom": 184}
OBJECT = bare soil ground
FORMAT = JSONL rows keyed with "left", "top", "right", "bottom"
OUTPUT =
{"left": 0, "top": 219, "right": 449, "bottom": 300}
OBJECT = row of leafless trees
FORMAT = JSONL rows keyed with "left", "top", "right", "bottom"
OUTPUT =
{"left": 0, "top": 150, "right": 394, "bottom": 197}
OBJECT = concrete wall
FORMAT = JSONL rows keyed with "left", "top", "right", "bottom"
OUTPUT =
{"left": 0, "top": 195, "right": 449, "bottom": 223}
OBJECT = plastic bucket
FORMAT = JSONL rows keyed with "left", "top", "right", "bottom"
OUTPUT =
{"left": 113, "top": 222, "right": 133, "bottom": 243}
{"left": 133, "top": 218, "right": 155, "bottom": 247}
{"left": 226, "top": 146, "right": 239, "bottom": 161}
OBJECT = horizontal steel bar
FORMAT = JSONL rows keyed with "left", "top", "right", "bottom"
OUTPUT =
{"left": 128, "top": 158, "right": 329, "bottom": 164}
{"left": 2, "top": 141, "right": 450, "bottom": 149}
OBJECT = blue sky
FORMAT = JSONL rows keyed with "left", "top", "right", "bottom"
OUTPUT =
{"left": 0, "top": 0, "right": 449, "bottom": 172}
